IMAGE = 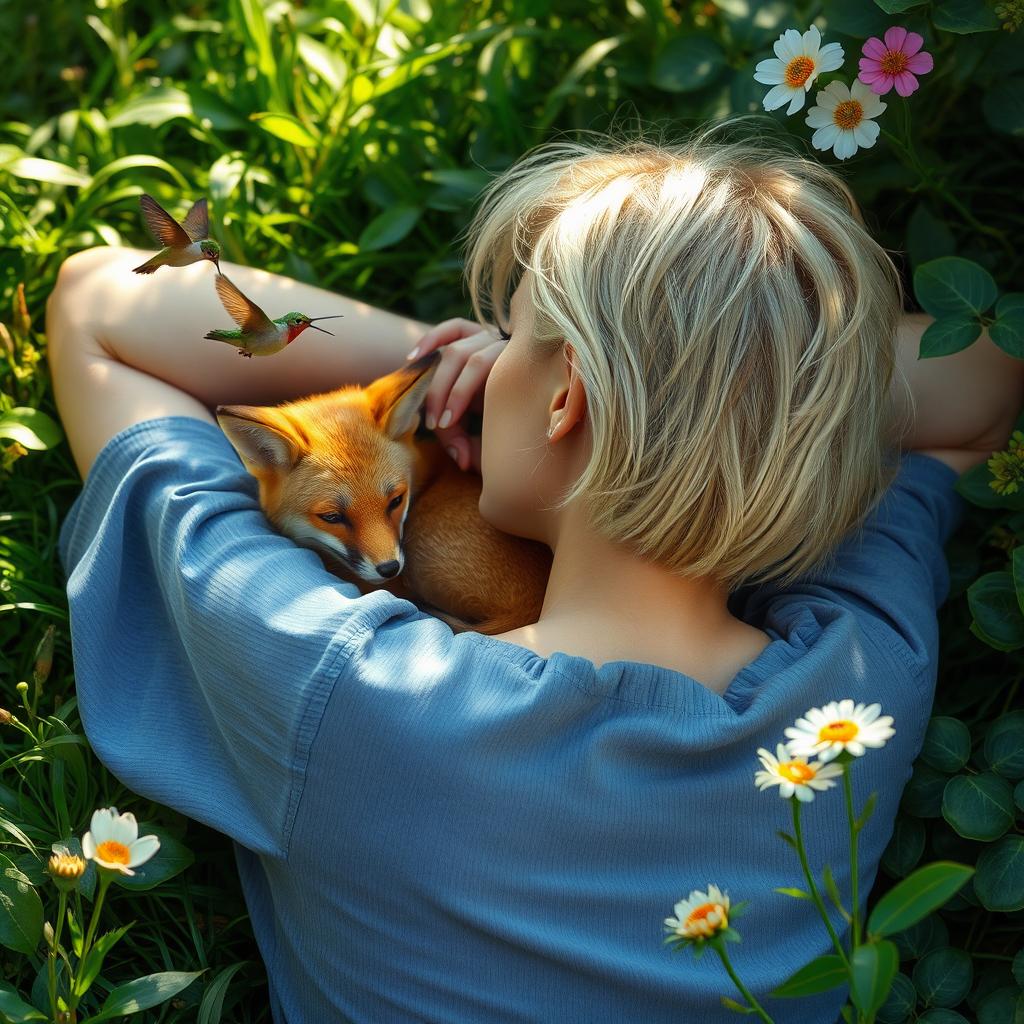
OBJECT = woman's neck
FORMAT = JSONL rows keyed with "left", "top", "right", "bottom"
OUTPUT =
{"left": 495, "top": 504, "right": 771, "bottom": 693}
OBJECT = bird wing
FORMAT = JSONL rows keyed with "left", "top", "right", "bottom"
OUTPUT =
{"left": 214, "top": 273, "right": 274, "bottom": 333}
{"left": 139, "top": 194, "right": 192, "bottom": 248}
{"left": 180, "top": 198, "right": 210, "bottom": 242}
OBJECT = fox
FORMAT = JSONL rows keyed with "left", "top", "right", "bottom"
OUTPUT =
{"left": 215, "top": 351, "right": 552, "bottom": 635}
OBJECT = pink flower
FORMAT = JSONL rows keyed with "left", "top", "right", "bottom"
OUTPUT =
{"left": 858, "top": 26, "right": 934, "bottom": 97}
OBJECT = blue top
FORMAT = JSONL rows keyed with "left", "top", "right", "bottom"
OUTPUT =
{"left": 58, "top": 416, "right": 965, "bottom": 1024}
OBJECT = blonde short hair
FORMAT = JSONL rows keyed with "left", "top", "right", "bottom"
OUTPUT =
{"left": 460, "top": 119, "right": 906, "bottom": 589}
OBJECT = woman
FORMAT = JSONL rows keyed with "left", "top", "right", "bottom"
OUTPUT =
{"left": 47, "top": 129, "right": 1021, "bottom": 1023}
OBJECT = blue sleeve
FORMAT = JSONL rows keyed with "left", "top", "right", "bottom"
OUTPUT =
{"left": 58, "top": 415, "right": 425, "bottom": 858}
{"left": 747, "top": 452, "right": 966, "bottom": 680}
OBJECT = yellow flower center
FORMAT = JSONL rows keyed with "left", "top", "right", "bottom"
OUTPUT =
{"left": 819, "top": 719, "right": 859, "bottom": 742}
{"left": 95, "top": 840, "right": 131, "bottom": 865}
{"left": 880, "top": 50, "right": 909, "bottom": 75}
{"left": 778, "top": 760, "right": 816, "bottom": 783}
{"left": 785, "top": 55, "right": 816, "bottom": 87}
{"left": 833, "top": 100, "right": 864, "bottom": 130}
{"left": 683, "top": 902, "right": 728, "bottom": 937}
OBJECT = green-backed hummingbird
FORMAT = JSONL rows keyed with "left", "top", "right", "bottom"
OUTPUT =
{"left": 132, "top": 195, "right": 221, "bottom": 275}
{"left": 204, "top": 273, "right": 344, "bottom": 358}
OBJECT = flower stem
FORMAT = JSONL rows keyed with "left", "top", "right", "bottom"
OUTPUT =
{"left": 791, "top": 799, "right": 850, "bottom": 968}
{"left": 712, "top": 937, "right": 776, "bottom": 1024}
{"left": 48, "top": 889, "right": 67, "bottom": 1019}
{"left": 842, "top": 767, "right": 861, "bottom": 949}
{"left": 71, "top": 873, "right": 112, "bottom": 1008}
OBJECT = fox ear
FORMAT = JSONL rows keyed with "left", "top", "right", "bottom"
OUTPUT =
{"left": 366, "top": 351, "right": 442, "bottom": 440}
{"left": 216, "top": 405, "right": 303, "bottom": 474}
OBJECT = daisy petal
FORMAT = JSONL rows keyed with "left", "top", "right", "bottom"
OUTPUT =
{"left": 127, "top": 834, "right": 161, "bottom": 867}
{"left": 894, "top": 72, "right": 919, "bottom": 97}
{"left": 883, "top": 25, "right": 908, "bottom": 51}
{"left": 796, "top": 786, "right": 815, "bottom": 802}
{"left": 802, "top": 24, "right": 822, "bottom": 53}
{"left": 862, "top": 36, "right": 887, "bottom": 59}
{"left": 811, "top": 124, "right": 840, "bottom": 151}
{"left": 903, "top": 30, "right": 925, "bottom": 56}
{"left": 82, "top": 832, "right": 95, "bottom": 860}
{"left": 905, "top": 51, "right": 933, "bottom": 74}
{"left": 805, "top": 107, "right": 834, "bottom": 128}
{"left": 762, "top": 83, "right": 796, "bottom": 111}
{"left": 786, "top": 90, "right": 807, "bottom": 115}
{"left": 853, "top": 120, "right": 879, "bottom": 148}
{"left": 754, "top": 59, "right": 787, "bottom": 85}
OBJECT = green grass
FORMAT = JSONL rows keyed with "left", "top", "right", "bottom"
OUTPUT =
{"left": 2, "top": 0, "right": 1023, "bottom": 1018}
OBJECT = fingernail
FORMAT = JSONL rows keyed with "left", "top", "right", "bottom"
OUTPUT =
{"left": 406, "top": 347, "right": 420, "bottom": 361}
{"left": 446, "top": 446, "right": 459, "bottom": 462}
{"left": 438, "top": 409, "right": 452, "bottom": 429}
{"left": 425, "top": 412, "right": 436, "bottom": 430}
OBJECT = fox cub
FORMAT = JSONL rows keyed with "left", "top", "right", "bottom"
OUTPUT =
{"left": 216, "top": 351, "right": 552, "bottom": 635}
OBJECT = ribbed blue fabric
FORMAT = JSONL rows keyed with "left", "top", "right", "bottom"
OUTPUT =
{"left": 58, "top": 416, "right": 965, "bottom": 1024}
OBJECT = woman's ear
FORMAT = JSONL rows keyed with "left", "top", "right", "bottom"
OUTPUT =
{"left": 547, "top": 342, "right": 587, "bottom": 443}
{"left": 216, "top": 405, "right": 304, "bottom": 475}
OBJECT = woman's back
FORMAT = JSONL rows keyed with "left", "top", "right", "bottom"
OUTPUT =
{"left": 59, "top": 415, "right": 963, "bottom": 1023}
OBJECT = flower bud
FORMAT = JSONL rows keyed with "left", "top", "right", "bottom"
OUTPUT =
{"left": 33, "top": 625, "right": 56, "bottom": 686}
{"left": 0, "top": 709, "right": 12, "bottom": 725}
{"left": 43, "top": 921, "right": 54, "bottom": 945}
{"left": 15, "top": 681, "right": 28, "bottom": 697}
{"left": 0, "top": 323, "right": 13, "bottom": 359}
{"left": 47, "top": 852, "right": 86, "bottom": 892}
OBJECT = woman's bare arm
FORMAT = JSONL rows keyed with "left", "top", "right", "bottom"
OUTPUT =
{"left": 46, "top": 246, "right": 432, "bottom": 476}
{"left": 891, "top": 313, "right": 1024, "bottom": 474}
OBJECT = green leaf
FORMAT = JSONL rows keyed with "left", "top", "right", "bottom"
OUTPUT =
{"left": 917, "top": 1010, "right": 970, "bottom": 1023}
{"left": 906, "top": 204, "right": 956, "bottom": 271}
{"left": 867, "top": 862, "right": 974, "bottom": 937}
{"left": 85, "top": 971, "right": 204, "bottom": 1021}
{"left": 650, "top": 34, "right": 726, "bottom": 93}
{"left": 973, "top": 834, "right": 1024, "bottom": 912}
{"left": 822, "top": 864, "right": 851, "bottom": 921}
{"left": 0, "top": 408, "right": 64, "bottom": 451}
{"left": 250, "top": 112, "right": 320, "bottom": 148}
{"left": 0, "top": 864, "right": 43, "bottom": 955}
{"left": 990, "top": 304, "right": 1024, "bottom": 358}
{"left": 108, "top": 86, "right": 193, "bottom": 128}
{"left": 900, "top": 762, "right": 952, "bottom": 818}
{"left": 357, "top": 205, "right": 421, "bottom": 252}
{"left": 881, "top": 815, "right": 926, "bottom": 878}
{"left": 956, "top": 462, "right": 1024, "bottom": 511}
{"left": 932, "top": 0, "right": 1002, "bottom": 32}
{"left": 877, "top": 972, "right": 917, "bottom": 1023}
{"left": 771, "top": 954, "right": 849, "bottom": 998}
{"left": 720, "top": 995, "right": 755, "bottom": 1014}
{"left": 983, "top": 77, "right": 1024, "bottom": 136}
{"left": 942, "top": 773, "right": 1015, "bottom": 840}
{"left": 774, "top": 887, "right": 813, "bottom": 900}
{"left": 976, "top": 987, "right": 1021, "bottom": 1024}
{"left": 967, "top": 572, "right": 1024, "bottom": 652}
{"left": 1015, "top": 948, "right": 1024, "bottom": 987}
{"left": 856, "top": 791, "right": 878, "bottom": 832}
{"left": 197, "top": 962, "right": 248, "bottom": 1024}
{"left": 912, "top": 947, "right": 973, "bottom": 1008}
{"left": 915, "top": 257, "right": 998, "bottom": 318}
{"left": 920, "top": 717, "right": 972, "bottom": 774}
{"left": 874, "top": 0, "right": 928, "bottom": 10}
{"left": 822, "top": 0, "right": 890, "bottom": 36}
{"left": 918, "top": 317, "right": 981, "bottom": 358}
{"left": 0, "top": 150, "right": 92, "bottom": 188}
{"left": 984, "top": 710, "right": 1024, "bottom": 779}
{"left": 114, "top": 825, "right": 194, "bottom": 892}
{"left": 891, "top": 913, "right": 949, "bottom": 962}
{"left": 297, "top": 34, "right": 348, "bottom": 92}
{"left": 776, "top": 830, "right": 797, "bottom": 849}
{"left": 72, "top": 924, "right": 132, "bottom": 998}
{"left": 851, "top": 941, "right": 899, "bottom": 1017}
{"left": 0, "top": 983, "right": 46, "bottom": 1022}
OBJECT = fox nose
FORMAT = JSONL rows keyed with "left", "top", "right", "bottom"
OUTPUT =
{"left": 376, "top": 560, "right": 400, "bottom": 578}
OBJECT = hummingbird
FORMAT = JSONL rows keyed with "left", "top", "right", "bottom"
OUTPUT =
{"left": 132, "top": 195, "right": 221, "bottom": 275}
{"left": 204, "top": 272, "right": 344, "bottom": 358}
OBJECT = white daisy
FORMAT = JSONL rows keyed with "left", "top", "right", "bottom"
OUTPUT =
{"left": 784, "top": 700, "right": 895, "bottom": 762}
{"left": 753, "top": 25, "right": 845, "bottom": 116}
{"left": 754, "top": 742, "right": 845, "bottom": 802}
{"left": 664, "top": 884, "right": 731, "bottom": 941}
{"left": 805, "top": 79, "right": 887, "bottom": 160}
{"left": 82, "top": 807, "right": 161, "bottom": 876}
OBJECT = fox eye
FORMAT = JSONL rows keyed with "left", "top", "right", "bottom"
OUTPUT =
{"left": 388, "top": 494, "right": 404, "bottom": 511}
{"left": 318, "top": 511, "right": 351, "bottom": 527}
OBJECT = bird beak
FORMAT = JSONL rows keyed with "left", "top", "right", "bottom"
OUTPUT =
{"left": 310, "top": 324, "right": 335, "bottom": 336}
{"left": 213, "top": 258, "right": 221, "bottom": 272}
{"left": 308, "top": 315, "right": 343, "bottom": 336}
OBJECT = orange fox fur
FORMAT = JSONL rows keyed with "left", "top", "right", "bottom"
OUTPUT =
{"left": 216, "top": 352, "right": 552, "bottom": 635}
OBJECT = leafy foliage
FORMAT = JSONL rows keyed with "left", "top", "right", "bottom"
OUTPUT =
{"left": 1, "top": 0, "right": 1022, "bottom": 1019}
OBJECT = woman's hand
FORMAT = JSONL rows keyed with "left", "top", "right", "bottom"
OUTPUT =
{"left": 407, "top": 317, "right": 506, "bottom": 474}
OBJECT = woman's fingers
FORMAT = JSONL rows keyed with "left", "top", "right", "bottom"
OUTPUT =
{"left": 421, "top": 334, "right": 502, "bottom": 429}
{"left": 436, "top": 341, "right": 504, "bottom": 429}
{"left": 434, "top": 425, "right": 484, "bottom": 474}
{"left": 406, "top": 317, "right": 485, "bottom": 362}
